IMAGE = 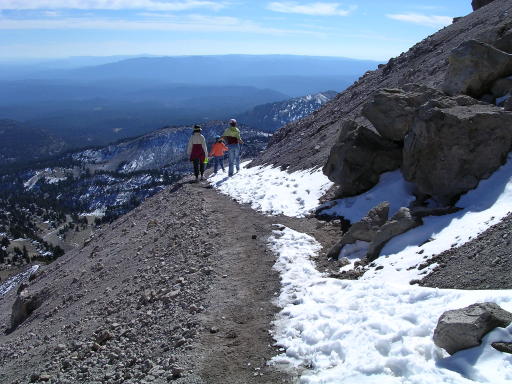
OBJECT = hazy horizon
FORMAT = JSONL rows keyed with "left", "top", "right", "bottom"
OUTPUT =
{"left": 1, "top": 1, "right": 472, "bottom": 61}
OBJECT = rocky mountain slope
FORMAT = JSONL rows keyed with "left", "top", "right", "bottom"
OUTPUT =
{"left": 252, "top": 0, "right": 512, "bottom": 171}
{"left": 0, "top": 120, "right": 269, "bottom": 272}
{"left": 2, "top": 2, "right": 512, "bottom": 383}
{"left": 0, "top": 178, "right": 337, "bottom": 384}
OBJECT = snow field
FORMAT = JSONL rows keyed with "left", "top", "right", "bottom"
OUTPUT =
{"left": 268, "top": 227, "right": 512, "bottom": 384}
{"left": 209, "top": 161, "right": 333, "bottom": 217}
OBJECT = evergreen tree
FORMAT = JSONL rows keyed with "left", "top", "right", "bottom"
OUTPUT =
{"left": 22, "top": 246, "right": 30, "bottom": 264}
{"left": 1, "top": 236, "right": 9, "bottom": 248}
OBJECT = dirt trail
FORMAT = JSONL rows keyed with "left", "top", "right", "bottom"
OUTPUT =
{"left": 178, "top": 180, "right": 339, "bottom": 383}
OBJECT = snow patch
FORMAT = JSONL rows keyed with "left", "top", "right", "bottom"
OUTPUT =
{"left": 209, "top": 161, "right": 333, "bottom": 217}
{"left": 0, "top": 265, "right": 39, "bottom": 297}
{"left": 318, "top": 170, "right": 415, "bottom": 223}
{"left": 268, "top": 227, "right": 512, "bottom": 384}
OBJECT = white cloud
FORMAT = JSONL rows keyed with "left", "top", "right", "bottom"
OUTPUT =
{"left": 387, "top": 13, "right": 452, "bottom": 28}
{"left": 0, "top": 14, "right": 322, "bottom": 36}
{"left": 0, "top": 0, "right": 225, "bottom": 11}
{"left": 267, "top": 2, "right": 355, "bottom": 16}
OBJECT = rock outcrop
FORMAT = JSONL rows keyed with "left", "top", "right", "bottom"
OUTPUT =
{"left": 403, "top": 103, "right": 512, "bottom": 202}
{"left": 328, "top": 202, "right": 420, "bottom": 262}
{"left": 327, "top": 81, "right": 512, "bottom": 203}
{"left": 323, "top": 121, "right": 402, "bottom": 197}
{"left": 362, "top": 84, "right": 443, "bottom": 142}
{"left": 9, "top": 287, "right": 49, "bottom": 332}
{"left": 472, "top": 0, "right": 496, "bottom": 11}
{"left": 443, "top": 40, "right": 512, "bottom": 97}
{"left": 253, "top": 1, "right": 512, "bottom": 174}
{"left": 492, "top": 342, "right": 512, "bottom": 354}
{"left": 433, "top": 302, "right": 512, "bottom": 355}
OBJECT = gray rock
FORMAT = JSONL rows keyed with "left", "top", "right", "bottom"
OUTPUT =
{"left": 505, "top": 96, "right": 512, "bottom": 111}
{"left": 403, "top": 103, "right": 512, "bottom": 202}
{"left": 362, "top": 84, "right": 444, "bottom": 141}
{"left": 10, "top": 288, "right": 50, "bottom": 332}
{"left": 323, "top": 120, "right": 402, "bottom": 197}
{"left": 443, "top": 40, "right": 512, "bottom": 98}
{"left": 433, "top": 302, "right": 512, "bottom": 355}
{"left": 494, "top": 29, "right": 512, "bottom": 54}
{"left": 492, "top": 342, "right": 512, "bottom": 354}
{"left": 367, "top": 208, "right": 421, "bottom": 261}
{"left": 471, "top": 0, "right": 496, "bottom": 11}
{"left": 338, "top": 257, "right": 350, "bottom": 267}
{"left": 346, "top": 202, "right": 391, "bottom": 242}
{"left": 491, "top": 77, "right": 512, "bottom": 99}
{"left": 328, "top": 203, "right": 419, "bottom": 262}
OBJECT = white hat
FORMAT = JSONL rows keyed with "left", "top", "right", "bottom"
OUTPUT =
{"left": 229, "top": 118, "right": 237, "bottom": 125}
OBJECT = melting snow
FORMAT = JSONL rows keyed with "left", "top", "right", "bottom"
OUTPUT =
{"left": 209, "top": 161, "right": 333, "bottom": 218}
{"left": 318, "top": 170, "right": 416, "bottom": 223}
{"left": 0, "top": 265, "right": 39, "bottom": 297}
{"left": 268, "top": 227, "right": 512, "bottom": 384}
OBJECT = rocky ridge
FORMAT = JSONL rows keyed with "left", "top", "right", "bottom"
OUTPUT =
{"left": 252, "top": 0, "right": 512, "bottom": 172}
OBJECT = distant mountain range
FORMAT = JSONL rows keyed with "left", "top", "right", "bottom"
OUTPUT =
{"left": 0, "top": 81, "right": 288, "bottom": 147}
{"left": 6, "top": 55, "right": 378, "bottom": 96}
{"left": 0, "top": 55, "right": 377, "bottom": 149}
{"left": 237, "top": 91, "right": 337, "bottom": 132}
{"left": 0, "top": 87, "right": 337, "bottom": 167}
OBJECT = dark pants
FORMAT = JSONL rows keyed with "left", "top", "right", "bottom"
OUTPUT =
{"left": 193, "top": 159, "right": 205, "bottom": 178}
{"left": 213, "top": 156, "right": 225, "bottom": 173}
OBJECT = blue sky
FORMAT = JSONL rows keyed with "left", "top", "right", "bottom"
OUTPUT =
{"left": 0, "top": 1, "right": 472, "bottom": 61}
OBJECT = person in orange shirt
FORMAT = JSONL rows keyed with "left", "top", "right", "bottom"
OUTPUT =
{"left": 209, "top": 135, "right": 228, "bottom": 174}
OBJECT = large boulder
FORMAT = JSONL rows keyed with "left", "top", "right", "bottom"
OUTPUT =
{"left": 403, "top": 103, "right": 512, "bottom": 202}
{"left": 362, "top": 84, "right": 444, "bottom": 142}
{"left": 327, "top": 203, "right": 420, "bottom": 262}
{"left": 443, "top": 40, "right": 512, "bottom": 98}
{"left": 323, "top": 120, "right": 402, "bottom": 197}
{"left": 433, "top": 302, "right": 512, "bottom": 355}
{"left": 327, "top": 202, "right": 391, "bottom": 259}
{"left": 9, "top": 288, "right": 49, "bottom": 332}
{"left": 366, "top": 207, "right": 420, "bottom": 261}
{"left": 505, "top": 97, "right": 512, "bottom": 111}
{"left": 494, "top": 29, "right": 512, "bottom": 54}
{"left": 491, "top": 77, "right": 512, "bottom": 100}
{"left": 471, "top": 0, "right": 496, "bottom": 11}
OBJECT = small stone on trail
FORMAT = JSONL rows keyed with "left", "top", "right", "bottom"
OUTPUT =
{"left": 226, "top": 330, "right": 238, "bottom": 339}
{"left": 210, "top": 327, "right": 219, "bottom": 334}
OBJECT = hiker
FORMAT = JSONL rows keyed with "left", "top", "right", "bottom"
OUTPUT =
{"left": 222, "top": 118, "right": 244, "bottom": 177}
{"left": 209, "top": 135, "right": 228, "bottom": 173}
{"left": 187, "top": 124, "right": 208, "bottom": 181}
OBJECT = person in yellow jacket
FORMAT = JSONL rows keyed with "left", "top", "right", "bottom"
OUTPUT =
{"left": 222, "top": 119, "right": 244, "bottom": 176}
{"left": 187, "top": 125, "right": 208, "bottom": 181}
{"left": 209, "top": 136, "right": 228, "bottom": 173}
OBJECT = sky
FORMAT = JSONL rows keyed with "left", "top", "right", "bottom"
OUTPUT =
{"left": 0, "top": 1, "right": 473, "bottom": 61}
